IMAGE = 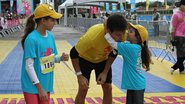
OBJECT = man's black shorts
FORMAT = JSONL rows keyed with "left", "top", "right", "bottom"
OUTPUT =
{"left": 79, "top": 57, "right": 112, "bottom": 83}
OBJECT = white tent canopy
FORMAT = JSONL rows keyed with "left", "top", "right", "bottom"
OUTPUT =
{"left": 75, "top": 0, "right": 121, "bottom": 4}
{"left": 58, "top": 0, "right": 104, "bottom": 9}
{"left": 58, "top": 0, "right": 122, "bottom": 26}
{"left": 58, "top": 0, "right": 74, "bottom": 26}
{"left": 58, "top": 0, "right": 74, "bottom": 9}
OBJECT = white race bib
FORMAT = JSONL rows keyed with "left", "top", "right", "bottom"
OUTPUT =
{"left": 40, "top": 54, "right": 55, "bottom": 74}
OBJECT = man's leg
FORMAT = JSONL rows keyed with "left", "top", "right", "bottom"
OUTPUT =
{"left": 95, "top": 60, "right": 113, "bottom": 104}
{"left": 75, "top": 87, "right": 88, "bottom": 104}
{"left": 75, "top": 57, "right": 92, "bottom": 104}
{"left": 102, "top": 83, "right": 112, "bottom": 104}
{"left": 156, "top": 24, "right": 159, "bottom": 36}
{"left": 154, "top": 24, "right": 157, "bottom": 36}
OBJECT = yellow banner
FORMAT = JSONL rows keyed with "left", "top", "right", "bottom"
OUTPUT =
{"left": 146, "top": 0, "right": 150, "bottom": 11}
{"left": 165, "top": 0, "right": 169, "bottom": 10}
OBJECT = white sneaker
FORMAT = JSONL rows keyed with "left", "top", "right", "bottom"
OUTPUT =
{"left": 180, "top": 71, "right": 185, "bottom": 74}
{"left": 169, "top": 68, "right": 175, "bottom": 75}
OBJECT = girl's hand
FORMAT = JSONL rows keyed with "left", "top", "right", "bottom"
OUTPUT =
{"left": 35, "top": 83, "right": 48, "bottom": 101}
{"left": 61, "top": 53, "right": 69, "bottom": 61}
{"left": 38, "top": 88, "right": 48, "bottom": 101}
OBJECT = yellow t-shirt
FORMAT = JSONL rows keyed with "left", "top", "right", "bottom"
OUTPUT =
{"left": 75, "top": 24, "right": 113, "bottom": 63}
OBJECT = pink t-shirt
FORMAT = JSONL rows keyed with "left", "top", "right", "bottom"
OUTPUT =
{"left": 172, "top": 10, "right": 185, "bottom": 37}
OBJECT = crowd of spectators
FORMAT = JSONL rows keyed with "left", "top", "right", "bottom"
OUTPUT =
{"left": 0, "top": 10, "right": 25, "bottom": 30}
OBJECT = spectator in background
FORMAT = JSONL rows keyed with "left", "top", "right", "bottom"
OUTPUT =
{"left": 87, "top": 13, "right": 91, "bottom": 18}
{"left": 105, "top": 12, "right": 110, "bottom": 18}
{"left": 169, "top": 0, "right": 185, "bottom": 74}
{"left": 93, "top": 14, "right": 97, "bottom": 19}
{"left": 1, "top": 13, "right": 7, "bottom": 29}
{"left": 81, "top": 14, "right": 85, "bottom": 18}
{"left": 74, "top": 13, "right": 77, "bottom": 17}
{"left": 0, "top": 16, "right": 2, "bottom": 30}
{"left": 125, "top": 10, "right": 132, "bottom": 20}
{"left": 0, "top": 15, "right": 3, "bottom": 30}
{"left": 152, "top": 8, "right": 160, "bottom": 36}
{"left": 101, "top": 12, "right": 109, "bottom": 22}
{"left": 131, "top": 10, "right": 137, "bottom": 20}
{"left": 6, "top": 10, "right": 12, "bottom": 20}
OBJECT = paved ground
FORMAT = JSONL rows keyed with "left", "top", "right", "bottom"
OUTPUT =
{"left": 0, "top": 25, "right": 83, "bottom": 40}
{"left": 52, "top": 25, "right": 83, "bottom": 40}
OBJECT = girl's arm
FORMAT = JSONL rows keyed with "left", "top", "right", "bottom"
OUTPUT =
{"left": 26, "top": 58, "right": 39, "bottom": 84}
{"left": 26, "top": 58, "right": 49, "bottom": 100}
{"left": 104, "top": 33, "right": 118, "bottom": 49}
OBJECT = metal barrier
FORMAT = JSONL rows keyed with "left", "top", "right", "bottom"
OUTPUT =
{"left": 67, "top": 17, "right": 103, "bottom": 32}
{"left": 0, "top": 18, "right": 25, "bottom": 38}
{"left": 148, "top": 20, "right": 176, "bottom": 62}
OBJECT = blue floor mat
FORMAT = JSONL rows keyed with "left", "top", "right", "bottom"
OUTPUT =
{"left": 0, "top": 42, "right": 23, "bottom": 94}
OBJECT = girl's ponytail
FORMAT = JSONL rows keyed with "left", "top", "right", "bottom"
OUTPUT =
{"left": 21, "top": 14, "right": 35, "bottom": 49}
{"left": 141, "top": 41, "right": 152, "bottom": 71}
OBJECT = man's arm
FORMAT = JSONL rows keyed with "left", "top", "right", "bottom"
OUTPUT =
{"left": 70, "top": 46, "right": 89, "bottom": 89}
{"left": 97, "top": 50, "right": 117, "bottom": 84}
{"left": 70, "top": 47, "right": 81, "bottom": 73}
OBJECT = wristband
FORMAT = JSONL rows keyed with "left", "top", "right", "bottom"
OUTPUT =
{"left": 76, "top": 71, "right": 82, "bottom": 76}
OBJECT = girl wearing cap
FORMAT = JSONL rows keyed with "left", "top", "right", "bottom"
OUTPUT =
{"left": 21, "top": 4, "right": 68, "bottom": 104}
{"left": 169, "top": 0, "right": 185, "bottom": 74}
{"left": 104, "top": 23, "right": 151, "bottom": 104}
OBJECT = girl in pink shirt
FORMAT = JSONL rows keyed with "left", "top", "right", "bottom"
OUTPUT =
{"left": 170, "top": 0, "right": 185, "bottom": 74}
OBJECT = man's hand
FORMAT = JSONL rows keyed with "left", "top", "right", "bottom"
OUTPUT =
{"left": 97, "top": 72, "right": 107, "bottom": 84}
{"left": 77, "top": 75, "right": 89, "bottom": 90}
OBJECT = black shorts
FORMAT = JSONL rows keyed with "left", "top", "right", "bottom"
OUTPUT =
{"left": 79, "top": 57, "right": 112, "bottom": 83}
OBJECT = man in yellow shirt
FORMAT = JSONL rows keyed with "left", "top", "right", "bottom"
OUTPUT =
{"left": 70, "top": 14, "right": 127, "bottom": 104}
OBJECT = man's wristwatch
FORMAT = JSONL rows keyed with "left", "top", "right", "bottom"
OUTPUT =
{"left": 76, "top": 71, "right": 82, "bottom": 76}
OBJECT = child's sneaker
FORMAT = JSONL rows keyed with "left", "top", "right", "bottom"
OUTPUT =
{"left": 180, "top": 71, "right": 185, "bottom": 74}
{"left": 169, "top": 68, "right": 175, "bottom": 75}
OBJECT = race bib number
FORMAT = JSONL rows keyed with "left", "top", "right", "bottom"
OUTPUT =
{"left": 40, "top": 54, "right": 55, "bottom": 74}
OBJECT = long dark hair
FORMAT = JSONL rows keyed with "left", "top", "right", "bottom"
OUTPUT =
{"left": 135, "top": 30, "right": 152, "bottom": 71}
{"left": 141, "top": 41, "right": 152, "bottom": 71}
{"left": 21, "top": 14, "right": 35, "bottom": 49}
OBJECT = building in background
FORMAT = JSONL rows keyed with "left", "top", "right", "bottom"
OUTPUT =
{"left": 0, "top": 0, "right": 62, "bottom": 14}
{"left": 0, "top": 0, "right": 34, "bottom": 14}
{"left": 0, "top": 0, "right": 17, "bottom": 14}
